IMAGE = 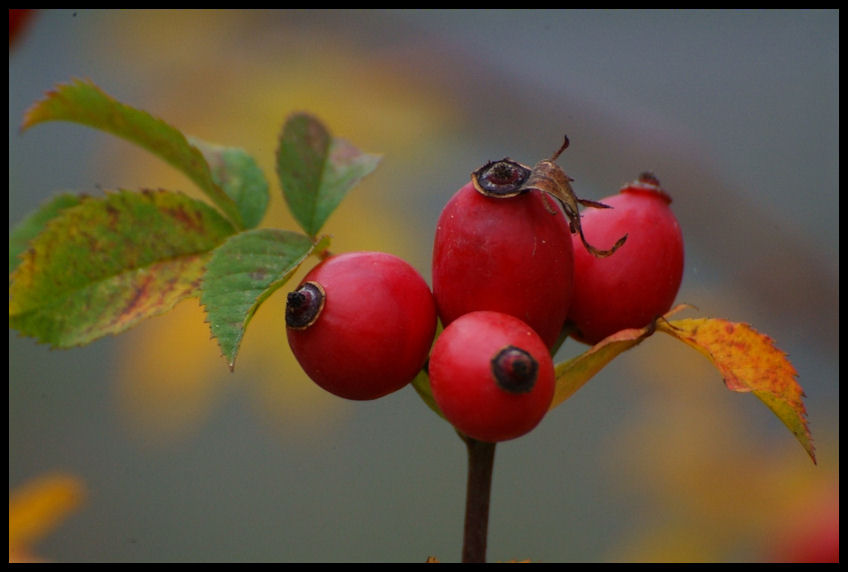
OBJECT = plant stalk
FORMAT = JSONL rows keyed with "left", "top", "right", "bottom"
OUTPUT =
{"left": 461, "top": 436, "right": 496, "bottom": 563}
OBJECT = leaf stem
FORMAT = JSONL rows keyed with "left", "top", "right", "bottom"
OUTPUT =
{"left": 461, "top": 435, "right": 496, "bottom": 563}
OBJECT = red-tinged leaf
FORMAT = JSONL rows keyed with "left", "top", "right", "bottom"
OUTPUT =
{"left": 656, "top": 318, "right": 816, "bottom": 464}
{"left": 550, "top": 323, "right": 657, "bottom": 411}
{"left": 9, "top": 189, "right": 235, "bottom": 348}
{"left": 20, "top": 79, "right": 244, "bottom": 228}
{"left": 9, "top": 193, "right": 83, "bottom": 277}
{"left": 200, "top": 229, "right": 327, "bottom": 370}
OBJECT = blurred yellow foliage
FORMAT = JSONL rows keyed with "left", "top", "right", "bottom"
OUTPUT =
{"left": 9, "top": 473, "right": 85, "bottom": 562}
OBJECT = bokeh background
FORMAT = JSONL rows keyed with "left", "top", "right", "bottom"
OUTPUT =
{"left": 9, "top": 9, "right": 838, "bottom": 563}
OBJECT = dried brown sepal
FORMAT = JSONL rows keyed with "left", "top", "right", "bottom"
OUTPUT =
{"left": 519, "top": 136, "right": 628, "bottom": 258}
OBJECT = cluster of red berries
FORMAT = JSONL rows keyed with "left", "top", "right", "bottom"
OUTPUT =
{"left": 285, "top": 141, "right": 684, "bottom": 444}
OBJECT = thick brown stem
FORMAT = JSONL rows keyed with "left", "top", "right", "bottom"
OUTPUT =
{"left": 461, "top": 436, "right": 496, "bottom": 563}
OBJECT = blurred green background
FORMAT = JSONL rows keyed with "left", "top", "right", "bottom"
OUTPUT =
{"left": 9, "top": 10, "right": 838, "bottom": 562}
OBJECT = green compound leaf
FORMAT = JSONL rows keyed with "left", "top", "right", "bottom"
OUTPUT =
{"left": 9, "top": 193, "right": 83, "bottom": 277}
{"left": 9, "top": 189, "right": 236, "bottom": 348}
{"left": 200, "top": 229, "right": 329, "bottom": 370}
{"left": 276, "top": 112, "right": 381, "bottom": 237}
{"left": 189, "top": 137, "right": 269, "bottom": 230}
{"left": 21, "top": 79, "right": 244, "bottom": 228}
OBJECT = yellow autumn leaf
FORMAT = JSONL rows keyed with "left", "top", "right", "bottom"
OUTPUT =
{"left": 550, "top": 324, "right": 656, "bottom": 411}
{"left": 9, "top": 473, "right": 85, "bottom": 562}
{"left": 551, "top": 305, "right": 692, "bottom": 410}
{"left": 656, "top": 318, "right": 816, "bottom": 464}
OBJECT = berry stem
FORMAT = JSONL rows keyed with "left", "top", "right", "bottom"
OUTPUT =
{"left": 461, "top": 435, "right": 496, "bottom": 563}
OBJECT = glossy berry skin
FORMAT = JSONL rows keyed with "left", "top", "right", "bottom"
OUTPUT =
{"left": 286, "top": 251, "right": 437, "bottom": 400}
{"left": 568, "top": 173, "right": 684, "bottom": 345}
{"left": 432, "top": 181, "right": 574, "bottom": 349}
{"left": 428, "top": 311, "right": 555, "bottom": 443}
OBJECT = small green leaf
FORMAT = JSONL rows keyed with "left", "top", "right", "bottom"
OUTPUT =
{"left": 276, "top": 112, "right": 381, "bottom": 237}
{"left": 410, "top": 321, "right": 446, "bottom": 420}
{"left": 200, "top": 229, "right": 326, "bottom": 370}
{"left": 189, "top": 137, "right": 269, "bottom": 229}
{"left": 21, "top": 79, "right": 244, "bottom": 228}
{"left": 9, "top": 189, "right": 236, "bottom": 347}
{"left": 411, "top": 368, "right": 445, "bottom": 421}
{"left": 9, "top": 193, "right": 83, "bottom": 276}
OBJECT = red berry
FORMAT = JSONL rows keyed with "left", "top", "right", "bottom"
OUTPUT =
{"left": 286, "top": 251, "right": 437, "bottom": 400}
{"left": 9, "top": 9, "right": 36, "bottom": 49}
{"left": 568, "top": 173, "right": 684, "bottom": 344}
{"left": 428, "top": 311, "right": 555, "bottom": 443}
{"left": 432, "top": 173, "right": 574, "bottom": 349}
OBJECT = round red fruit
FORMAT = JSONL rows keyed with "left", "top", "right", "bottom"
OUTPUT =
{"left": 432, "top": 174, "right": 574, "bottom": 349}
{"left": 568, "top": 173, "right": 684, "bottom": 344}
{"left": 286, "top": 251, "right": 437, "bottom": 400}
{"left": 428, "top": 311, "right": 555, "bottom": 443}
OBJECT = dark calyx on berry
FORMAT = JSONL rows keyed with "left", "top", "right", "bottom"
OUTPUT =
{"left": 471, "top": 159, "right": 532, "bottom": 198}
{"left": 637, "top": 171, "right": 661, "bottom": 187}
{"left": 621, "top": 171, "right": 672, "bottom": 203}
{"left": 285, "top": 281, "right": 325, "bottom": 329}
{"left": 491, "top": 345, "right": 538, "bottom": 393}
